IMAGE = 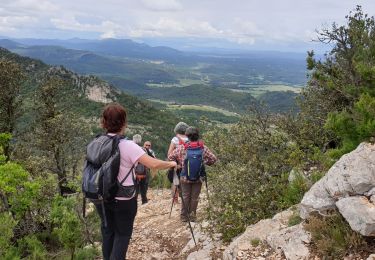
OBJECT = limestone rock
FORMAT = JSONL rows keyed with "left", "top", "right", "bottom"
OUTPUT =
{"left": 336, "top": 196, "right": 375, "bottom": 236}
{"left": 300, "top": 180, "right": 335, "bottom": 219}
{"left": 266, "top": 224, "right": 310, "bottom": 260}
{"left": 187, "top": 249, "right": 212, "bottom": 260}
{"left": 367, "top": 254, "right": 375, "bottom": 260}
{"left": 223, "top": 219, "right": 284, "bottom": 260}
{"left": 300, "top": 143, "right": 375, "bottom": 219}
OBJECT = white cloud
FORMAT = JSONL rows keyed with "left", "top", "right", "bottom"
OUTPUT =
{"left": 140, "top": 0, "right": 182, "bottom": 11}
{"left": 129, "top": 17, "right": 225, "bottom": 38}
{"left": 0, "top": 15, "right": 38, "bottom": 32}
{"left": 51, "top": 16, "right": 124, "bottom": 37}
{"left": 1, "top": 0, "right": 375, "bottom": 50}
{"left": 2, "top": 0, "right": 58, "bottom": 13}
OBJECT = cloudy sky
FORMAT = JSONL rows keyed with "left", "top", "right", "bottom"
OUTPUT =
{"left": 1, "top": 0, "right": 375, "bottom": 52}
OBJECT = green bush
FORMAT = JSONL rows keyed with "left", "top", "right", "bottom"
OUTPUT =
{"left": 326, "top": 94, "right": 375, "bottom": 158}
{"left": 278, "top": 172, "right": 309, "bottom": 209}
{"left": 206, "top": 161, "right": 286, "bottom": 242}
{"left": 287, "top": 210, "right": 303, "bottom": 227}
{"left": 19, "top": 235, "right": 47, "bottom": 260}
{"left": 51, "top": 196, "right": 84, "bottom": 259}
{"left": 0, "top": 212, "right": 18, "bottom": 255}
{"left": 75, "top": 246, "right": 99, "bottom": 260}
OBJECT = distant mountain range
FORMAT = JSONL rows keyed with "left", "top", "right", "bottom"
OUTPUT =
{"left": 0, "top": 37, "right": 304, "bottom": 113}
{"left": 7, "top": 38, "right": 187, "bottom": 62}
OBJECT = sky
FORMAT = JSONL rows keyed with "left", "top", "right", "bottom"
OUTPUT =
{"left": 1, "top": 0, "right": 375, "bottom": 52}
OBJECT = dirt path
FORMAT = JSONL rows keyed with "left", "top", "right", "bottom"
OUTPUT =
{"left": 114, "top": 189, "right": 282, "bottom": 260}
{"left": 126, "top": 189, "right": 200, "bottom": 260}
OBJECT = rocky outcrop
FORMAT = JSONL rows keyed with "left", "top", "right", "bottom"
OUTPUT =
{"left": 300, "top": 143, "right": 375, "bottom": 235}
{"left": 336, "top": 196, "right": 375, "bottom": 236}
{"left": 223, "top": 207, "right": 310, "bottom": 260}
{"left": 266, "top": 224, "right": 310, "bottom": 260}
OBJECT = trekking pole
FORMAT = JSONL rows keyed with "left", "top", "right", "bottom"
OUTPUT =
{"left": 169, "top": 185, "right": 178, "bottom": 218}
{"left": 178, "top": 184, "right": 197, "bottom": 246}
{"left": 156, "top": 170, "right": 160, "bottom": 196}
{"left": 204, "top": 177, "right": 209, "bottom": 201}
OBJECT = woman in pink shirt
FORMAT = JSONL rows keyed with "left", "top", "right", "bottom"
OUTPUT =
{"left": 96, "top": 103, "right": 176, "bottom": 260}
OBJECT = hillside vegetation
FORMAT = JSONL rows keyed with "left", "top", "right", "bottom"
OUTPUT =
{"left": 204, "top": 8, "right": 375, "bottom": 259}
{"left": 1, "top": 6, "right": 373, "bottom": 259}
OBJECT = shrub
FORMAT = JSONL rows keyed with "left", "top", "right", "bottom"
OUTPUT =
{"left": 251, "top": 238, "right": 261, "bottom": 247}
{"left": 0, "top": 212, "right": 18, "bottom": 256}
{"left": 206, "top": 161, "right": 286, "bottom": 242}
{"left": 287, "top": 212, "right": 303, "bottom": 227}
{"left": 51, "top": 196, "right": 85, "bottom": 260}
{"left": 304, "top": 212, "right": 366, "bottom": 258}
{"left": 19, "top": 235, "right": 47, "bottom": 260}
{"left": 278, "top": 172, "right": 309, "bottom": 209}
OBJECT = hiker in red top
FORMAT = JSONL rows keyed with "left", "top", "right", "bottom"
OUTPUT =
{"left": 168, "top": 126, "right": 217, "bottom": 222}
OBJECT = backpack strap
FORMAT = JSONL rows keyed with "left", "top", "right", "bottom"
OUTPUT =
{"left": 107, "top": 134, "right": 125, "bottom": 155}
{"left": 184, "top": 140, "right": 204, "bottom": 150}
{"left": 119, "top": 164, "right": 135, "bottom": 186}
{"left": 178, "top": 136, "right": 186, "bottom": 145}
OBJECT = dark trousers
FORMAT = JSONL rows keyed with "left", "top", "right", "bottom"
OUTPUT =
{"left": 137, "top": 175, "right": 149, "bottom": 203}
{"left": 95, "top": 198, "right": 137, "bottom": 260}
{"left": 180, "top": 182, "right": 202, "bottom": 219}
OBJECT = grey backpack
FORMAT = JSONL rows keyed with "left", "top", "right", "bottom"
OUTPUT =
{"left": 82, "top": 134, "right": 123, "bottom": 202}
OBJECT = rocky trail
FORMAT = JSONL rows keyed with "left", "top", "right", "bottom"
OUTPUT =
{"left": 127, "top": 189, "right": 194, "bottom": 259}
{"left": 125, "top": 189, "right": 285, "bottom": 260}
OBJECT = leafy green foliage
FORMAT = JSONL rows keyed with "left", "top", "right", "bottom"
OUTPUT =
{"left": 0, "top": 212, "right": 18, "bottom": 255}
{"left": 325, "top": 93, "right": 375, "bottom": 158}
{"left": 19, "top": 235, "right": 47, "bottom": 260}
{"left": 0, "top": 59, "right": 25, "bottom": 134}
{"left": 277, "top": 173, "right": 309, "bottom": 209}
{"left": 304, "top": 6, "right": 375, "bottom": 158}
{"left": 205, "top": 107, "right": 314, "bottom": 241}
{"left": 0, "top": 162, "right": 41, "bottom": 218}
{"left": 51, "top": 196, "right": 84, "bottom": 259}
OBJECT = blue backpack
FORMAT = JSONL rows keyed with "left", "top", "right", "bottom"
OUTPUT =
{"left": 180, "top": 141, "right": 206, "bottom": 181}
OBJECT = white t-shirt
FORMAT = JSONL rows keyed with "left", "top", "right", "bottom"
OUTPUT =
{"left": 171, "top": 134, "right": 188, "bottom": 185}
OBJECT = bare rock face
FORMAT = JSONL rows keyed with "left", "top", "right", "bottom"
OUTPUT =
{"left": 266, "top": 224, "right": 310, "bottom": 260}
{"left": 336, "top": 196, "right": 375, "bottom": 236}
{"left": 300, "top": 143, "right": 375, "bottom": 219}
{"left": 222, "top": 207, "right": 310, "bottom": 260}
{"left": 222, "top": 219, "right": 284, "bottom": 260}
{"left": 187, "top": 248, "right": 212, "bottom": 260}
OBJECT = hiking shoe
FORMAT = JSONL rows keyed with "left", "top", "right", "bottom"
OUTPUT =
{"left": 142, "top": 200, "right": 148, "bottom": 205}
{"left": 180, "top": 216, "right": 188, "bottom": 222}
{"left": 189, "top": 212, "right": 197, "bottom": 222}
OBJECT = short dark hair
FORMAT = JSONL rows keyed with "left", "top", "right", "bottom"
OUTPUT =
{"left": 101, "top": 103, "right": 127, "bottom": 133}
{"left": 185, "top": 127, "right": 199, "bottom": 141}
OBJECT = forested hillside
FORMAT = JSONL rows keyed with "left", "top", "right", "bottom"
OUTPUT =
{"left": 0, "top": 47, "right": 179, "bottom": 157}
{"left": 0, "top": 38, "right": 303, "bottom": 114}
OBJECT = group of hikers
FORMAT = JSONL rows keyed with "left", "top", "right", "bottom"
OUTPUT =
{"left": 82, "top": 102, "right": 217, "bottom": 260}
